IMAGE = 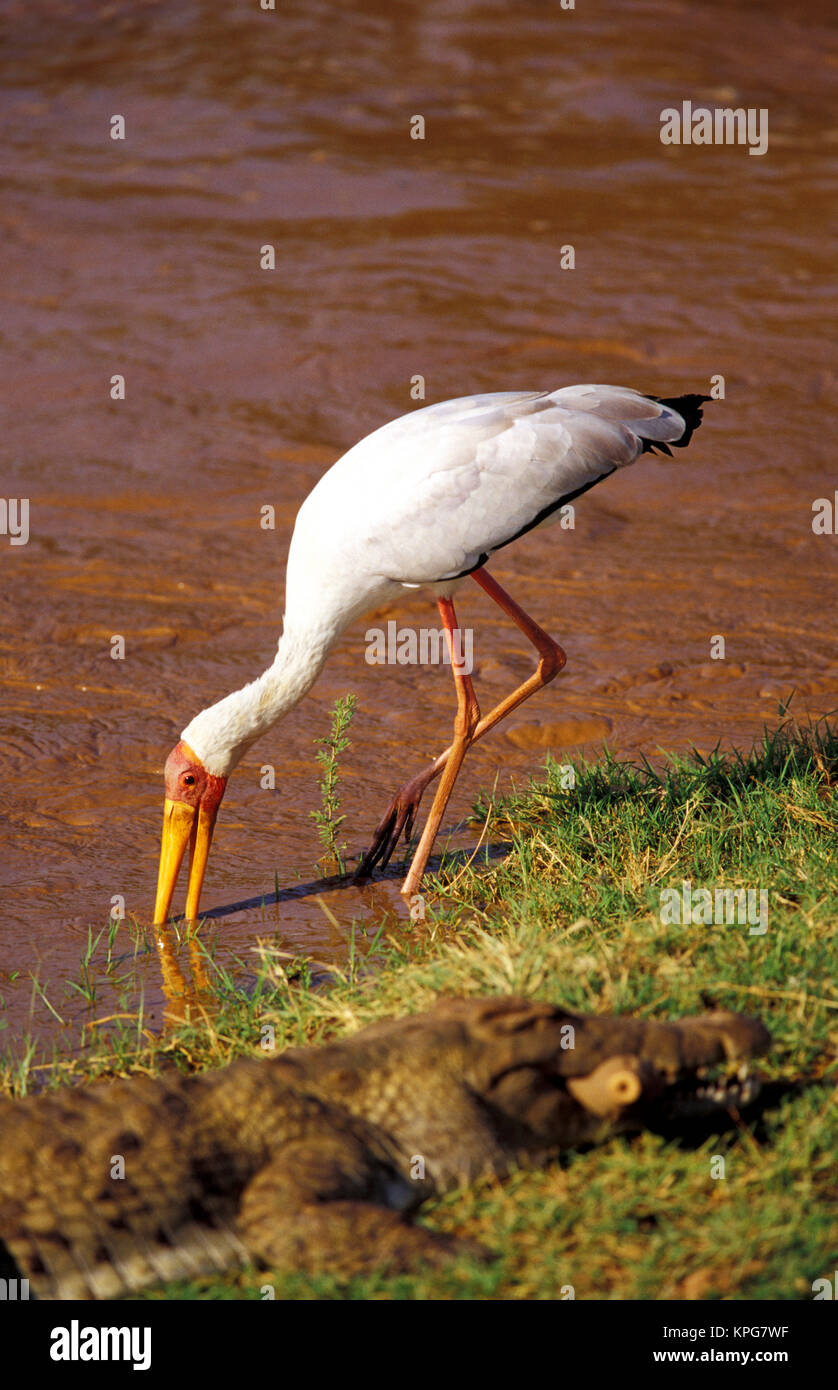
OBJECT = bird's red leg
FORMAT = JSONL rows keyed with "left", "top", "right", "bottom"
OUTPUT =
{"left": 400, "top": 596, "right": 480, "bottom": 899}
{"left": 466, "top": 567, "right": 567, "bottom": 736}
{"left": 356, "top": 568, "right": 565, "bottom": 883}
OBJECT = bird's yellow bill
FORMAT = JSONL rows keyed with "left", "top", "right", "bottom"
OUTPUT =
{"left": 153, "top": 798, "right": 218, "bottom": 925}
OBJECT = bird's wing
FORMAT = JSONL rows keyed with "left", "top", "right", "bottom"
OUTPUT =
{"left": 299, "top": 387, "right": 691, "bottom": 587}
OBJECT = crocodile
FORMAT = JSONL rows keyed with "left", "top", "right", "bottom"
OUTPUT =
{"left": 0, "top": 996, "right": 770, "bottom": 1299}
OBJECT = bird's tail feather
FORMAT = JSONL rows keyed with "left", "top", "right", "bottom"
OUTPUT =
{"left": 642, "top": 393, "right": 711, "bottom": 455}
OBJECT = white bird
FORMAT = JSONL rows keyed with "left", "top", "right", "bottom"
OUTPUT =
{"left": 154, "top": 384, "right": 708, "bottom": 924}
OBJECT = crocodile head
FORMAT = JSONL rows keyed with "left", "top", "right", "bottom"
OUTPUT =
{"left": 452, "top": 996, "right": 771, "bottom": 1149}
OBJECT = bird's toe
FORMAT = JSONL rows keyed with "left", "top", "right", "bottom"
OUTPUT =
{"left": 355, "top": 782, "right": 426, "bottom": 881}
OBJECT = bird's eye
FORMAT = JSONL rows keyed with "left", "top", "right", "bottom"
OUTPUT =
{"left": 182, "top": 773, "right": 195, "bottom": 786}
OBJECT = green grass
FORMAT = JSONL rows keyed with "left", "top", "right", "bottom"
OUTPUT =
{"left": 3, "top": 717, "right": 837, "bottom": 1300}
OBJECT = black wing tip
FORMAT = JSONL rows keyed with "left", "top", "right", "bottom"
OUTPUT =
{"left": 649, "top": 392, "right": 712, "bottom": 449}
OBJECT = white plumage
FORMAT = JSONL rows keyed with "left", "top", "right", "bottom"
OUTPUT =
{"left": 285, "top": 385, "right": 690, "bottom": 623}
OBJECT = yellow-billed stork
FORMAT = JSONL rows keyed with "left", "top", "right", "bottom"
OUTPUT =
{"left": 154, "top": 385, "right": 708, "bottom": 924}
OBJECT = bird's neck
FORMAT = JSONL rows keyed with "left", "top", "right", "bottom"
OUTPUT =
{"left": 180, "top": 623, "right": 337, "bottom": 778}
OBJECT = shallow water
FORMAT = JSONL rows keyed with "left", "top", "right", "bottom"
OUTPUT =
{"left": 1, "top": 0, "right": 836, "bottom": 1051}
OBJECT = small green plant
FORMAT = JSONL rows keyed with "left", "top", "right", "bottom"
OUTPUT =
{"left": 311, "top": 693, "right": 357, "bottom": 874}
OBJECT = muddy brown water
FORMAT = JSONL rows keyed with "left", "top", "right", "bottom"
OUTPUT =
{"left": 1, "top": 0, "right": 836, "bottom": 1054}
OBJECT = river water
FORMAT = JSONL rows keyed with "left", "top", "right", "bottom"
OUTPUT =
{"left": 1, "top": 0, "right": 836, "bottom": 1054}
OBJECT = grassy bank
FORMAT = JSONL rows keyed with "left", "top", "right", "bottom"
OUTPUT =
{"left": 4, "top": 719, "right": 837, "bottom": 1300}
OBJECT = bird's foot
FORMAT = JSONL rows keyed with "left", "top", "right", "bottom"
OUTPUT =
{"left": 354, "top": 766, "right": 437, "bottom": 881}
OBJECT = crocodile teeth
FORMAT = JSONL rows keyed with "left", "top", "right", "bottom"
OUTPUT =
{"left": 683, "top": 1073, "right": 760, "bottom": 1109}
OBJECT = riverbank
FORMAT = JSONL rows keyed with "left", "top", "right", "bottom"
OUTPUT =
{"left": 3, "top": 716, "right": 836, "bottom": 1300}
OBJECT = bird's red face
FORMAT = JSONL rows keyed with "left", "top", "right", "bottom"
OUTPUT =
{"left": 153, "top": 741, "right": 227, "bottom": 925}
